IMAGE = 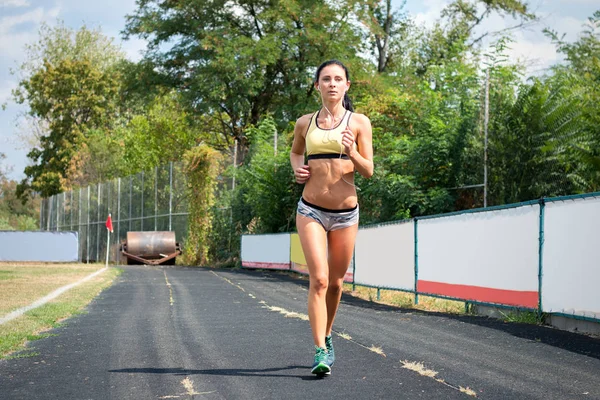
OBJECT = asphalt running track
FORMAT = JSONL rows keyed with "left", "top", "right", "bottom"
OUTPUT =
{"left": 1, "top": 266, "right": 599, "bottom": 399}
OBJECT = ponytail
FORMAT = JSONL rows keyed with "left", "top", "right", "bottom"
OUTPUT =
{"left": 343, "top": 92, "right": 354, "bottom": 112}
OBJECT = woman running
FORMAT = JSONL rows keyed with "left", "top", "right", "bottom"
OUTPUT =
{"left": 290, "top": 60, "right": 374, "bottom": 376}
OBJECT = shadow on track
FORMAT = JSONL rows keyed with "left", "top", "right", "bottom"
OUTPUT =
{"left": 109, "top": 366, "right": 323, "bottom": 380}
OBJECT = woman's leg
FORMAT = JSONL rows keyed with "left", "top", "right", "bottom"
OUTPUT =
{"left": 325, "top": 223, "right": 358, "bottom": 336}
{"left": 296, "top": 214, "right": 329, "bottom": 348}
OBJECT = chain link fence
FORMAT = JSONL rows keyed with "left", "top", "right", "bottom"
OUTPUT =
{"left": 40, "top": 162, "right": 190, "bottom": 263}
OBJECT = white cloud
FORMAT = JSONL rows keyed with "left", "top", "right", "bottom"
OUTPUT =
{"left": 413, "top": 0, "right": 450, "bottom": 27}
{"left": 540, "top": 13, "right": 589, "bottom": 43}
{"left": 120, "top": 36, "right": 147, "bottom": 62}
{"left": 408, "top": 1, "right": 590, "bottom": 76}
{"left": 505, "top": 34, "right": 560, "bottom": 74}
{"left": 0, "top": 0, "right": 31, "bottom": 7}
{"left": 556, "top": 0, "right": 600, "bottom": 5}
{"left": 0, "top": 79, "right": 17, "bottom": 104}
{"left": 0, "top": 6, "right": 62, "bottom": 60}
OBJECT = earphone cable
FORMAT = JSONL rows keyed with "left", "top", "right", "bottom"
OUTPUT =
{"left": 318, "top": 88, "right": 360, "bottom": 192}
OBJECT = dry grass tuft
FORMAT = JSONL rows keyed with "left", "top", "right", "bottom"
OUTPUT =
{"left": 261, "top": 304, "right": 309, "bottom": 321}
{"left": 181, "top": 377, "right": 199, "bottom": 395}
{"left": 460, "top": 386, "right": 477, "bottom": 397}
{"left": 368, "top": 345, "right": 386, "bottom": 357}
{"left": 401, "top": 360, "right": 438, "bottom": 378}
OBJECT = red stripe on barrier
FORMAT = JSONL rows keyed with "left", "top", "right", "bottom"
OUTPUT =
{"left": 242, "top": 261, "right": 290, "bottom": 270}
{"left": 343, "top": 271, "right": 353, "bottom": 283}
{"left": 417, "top": 280, "right": 538, "bottom": 308}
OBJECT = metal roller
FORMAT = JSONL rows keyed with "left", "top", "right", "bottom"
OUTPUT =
{"left": 121, "top": 231, "right": 181, "bottom": 265}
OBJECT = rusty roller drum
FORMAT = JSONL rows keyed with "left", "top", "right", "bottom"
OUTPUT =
{"left": 121, "top": 231, "right": 181, "bottom": 265}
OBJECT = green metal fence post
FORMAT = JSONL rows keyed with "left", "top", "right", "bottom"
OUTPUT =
{"left": 538, "top": 198, "right": 545, "bottom": 321}
{"left": 414, "top": 218, "right": 419, "bottom": 305}
{"left": 352, "top": 246, "right": 356, "bottom": 292}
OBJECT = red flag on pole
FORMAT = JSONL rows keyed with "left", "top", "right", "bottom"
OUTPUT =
{"left": 106, "top": 214, "right": 113, "bottom": 233}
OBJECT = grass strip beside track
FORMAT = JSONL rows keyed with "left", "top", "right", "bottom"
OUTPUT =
{"left": 344, "top": 283, "right": 465, "bottom": 314}
{"left": 0, "top": 263, "right": 121, "bottom": 359}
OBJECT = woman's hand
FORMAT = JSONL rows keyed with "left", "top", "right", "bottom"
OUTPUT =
{"left": 295, "top": 165, "right": 311, "bottom": 184}
{"left": 341, "top": 126, "right": 356, "bottom": 157}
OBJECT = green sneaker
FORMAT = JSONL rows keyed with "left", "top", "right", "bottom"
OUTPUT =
{"left": 325, "top": 335, "right": 335, "bottom": 367}
{"left": 311, "top": 346, "right": 331, "bottom": 375}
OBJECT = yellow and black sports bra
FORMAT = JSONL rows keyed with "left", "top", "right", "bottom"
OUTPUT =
{"left": 305, "top": 109, "right": 356, "bottom": 161}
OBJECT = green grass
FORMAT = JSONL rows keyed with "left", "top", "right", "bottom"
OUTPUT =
{"left": 499, "top": 310, "right": 541, "bottom": 324}
{"left": 343, "top": 284, "right": 466, "bottom": 314}
{"left": 0, "top": 264, "right": 121, "bottom": 359}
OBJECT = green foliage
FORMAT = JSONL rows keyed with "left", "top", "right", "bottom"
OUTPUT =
{"left": 544, "top": 11, "right": 600, "bottom": 191}
{"left": 117, "top": 92, "right": 201, "bottom": 175}
{"left": 12, "top": 23, "right": 124, "bottom": 199}
{"left": 13, "top": 215, "right": 39, "bottom": 231}
{"left": 72, "top": 128, "right": 126, "bottom": 187}
{"left": 123, "top": 0, "right": 365, "bottom": 160}
{"left": 233, "top": 116, "right": 302, "bottom": 233}
{"left": 181, "top": 145, "right": 222, "bottom": 265}
{"left": 207, "top": 198, "right": 240, "bottom": 266}
{"left": 0, "top": 153, "right": 9, "bottom": 182}
{"left": 15, "top": 58, "right": 121, "bottom": 198}
{"left": 15, "top": 21, "right": 125, "bottom": 77}
{"left": 499, "top": 310, "right": 542, "bottom": 325}
{"left": 357, "top": 0, "right": 413, "bottom": 72}
{"left": 0, "top": 172, "right": 40, "bottom": 231}
{"left": 360, "top": 44, "right": 483, "bottom": 221}
{"left": 0, "top": 217, "right": 13, "bottom": 231}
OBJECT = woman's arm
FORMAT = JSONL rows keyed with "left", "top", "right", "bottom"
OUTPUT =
{"left": 342, "top": 114, "right": 374, "bottom": 178}
{"left": 290, "top": 115, "right": 311, "bottom": 184}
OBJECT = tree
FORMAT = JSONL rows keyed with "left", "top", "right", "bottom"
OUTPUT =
{"left": 15, "top": 58, "right": 122, "bottom": 198}
{"left": 116, "top": 92, "right": 204, "bottom": 175}
{"left": 11, "top": 23, "right": 125, "bottom": 199}
{"left": 544, "top": 11, "right": 600, "bottom": 191}
{"left": 123, "top": 0, "right": 365, "bottom": 163}
{"left": 442, "top": 0, "right": 535, "bottom": 47}
{"left": 0, "top": 153, "right": 40, "bottom": 230}
{"left": 232, "top": 116, "right": 301, "bottom": 233}
{"left": 0, "top": 153, "right": 10, "bottom": 184}
{"left": 358, "top": 0, "right": 413, "bottom": 73}
{"left": 14, "top": 21, "right": 124, "bottom": 78}
{"left": 413, "top": 0, "right": 535, "bottom": 77}
{"left": 9, "top": 21, "right": 125, "bottom": 163}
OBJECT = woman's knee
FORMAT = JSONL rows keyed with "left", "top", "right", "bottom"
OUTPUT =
{"left": 328, "top": 278, "right": 343, "bottom": 295}
{"left": 310, "top": 275, "right": 329, "bottom": 293}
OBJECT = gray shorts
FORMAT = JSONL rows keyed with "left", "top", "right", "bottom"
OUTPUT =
{"left": 296, "top": 197, "right": 359, "bottom": 232}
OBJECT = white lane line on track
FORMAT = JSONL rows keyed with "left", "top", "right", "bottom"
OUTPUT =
{"left": 164, "top": 270, "right": 174, "bottom": 306}
{"left": 0, "top": 267, "right": 109, "bottom": 325}
{"left": 210, "top": 270, "right": 245, "bottom": 292}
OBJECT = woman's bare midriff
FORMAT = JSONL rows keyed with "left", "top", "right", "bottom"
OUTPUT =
{"left": 302, "top": 158, "right": 357, "bottom": 210}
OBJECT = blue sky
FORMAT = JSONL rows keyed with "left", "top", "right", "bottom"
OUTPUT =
{"left": 0, "top": 0, "right": 598, "bottom": 181}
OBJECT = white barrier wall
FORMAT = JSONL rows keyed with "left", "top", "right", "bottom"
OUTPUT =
{"left": 417, "top": 206, "right": 540, "bottom": 308}
{"left": 241, "top": 193, "right": 600, "bottom": 322}
{"left": 542, "top": 197, "right": 600, "bottom": 319}
{"left": 241, "top": 233, "right": 290, "bottom": 270}
{"left": 0, "top": 231, "right": 79, "bottom": 262}
{"left": 354, "top": 222, "right": 415, "bottom": 290}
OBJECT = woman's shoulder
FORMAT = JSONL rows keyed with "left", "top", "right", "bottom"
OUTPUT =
{"left": 349, "top": 112, "right": 370, "bottom": 123}
{"left": 294, "top": 112, "right": 315, "bottom": 131}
